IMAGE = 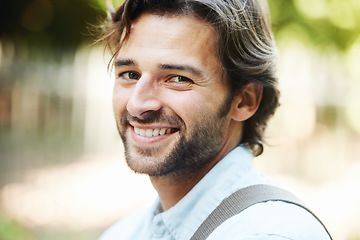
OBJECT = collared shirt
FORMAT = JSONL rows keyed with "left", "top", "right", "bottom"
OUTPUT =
{"left": 99, "top": 146, "right": 331, "bottom": 240}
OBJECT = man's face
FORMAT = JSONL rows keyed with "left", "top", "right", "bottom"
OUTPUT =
{"left": 113, "top": 13, "right": 237, "bottom": 176}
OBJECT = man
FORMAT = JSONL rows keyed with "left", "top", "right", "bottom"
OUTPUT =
{"left": 99, "top": 0, "right": 332, "bottom": 239}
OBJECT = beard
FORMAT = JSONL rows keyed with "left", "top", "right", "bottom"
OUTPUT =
{"left": 116, "top": 95, "right": 233, "bottom": 177}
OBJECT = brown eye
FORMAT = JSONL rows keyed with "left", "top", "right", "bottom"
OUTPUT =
{"left": 122, "top": 71, "right": 140, "bottom": 80}
{"left": 171, "top": 76, "right": 193, "bottom": 83}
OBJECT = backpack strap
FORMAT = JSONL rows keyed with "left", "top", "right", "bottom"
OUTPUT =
{"left": 190, "top": 184, "right": 332, "bottom": 240}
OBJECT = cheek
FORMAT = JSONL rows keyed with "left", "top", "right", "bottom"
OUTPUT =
{"left": 168, "top": 91, "right": 213, "bottom": 123}
{"left": 112, "top": 85, "right": 128, "bottom": 115}
{"left": 184, "top": 93, "right": 229, "bottom": 126}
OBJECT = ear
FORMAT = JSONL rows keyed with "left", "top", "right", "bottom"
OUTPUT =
{"left": 230, "top": 82, "right": 263, "bottom": 122}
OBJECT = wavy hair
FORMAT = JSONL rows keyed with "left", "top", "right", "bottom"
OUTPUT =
{"left": 102, "top": 0, "right": 280, "bottom": 156}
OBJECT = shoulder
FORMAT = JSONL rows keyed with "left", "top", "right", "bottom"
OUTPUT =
{"left": 208, "top": 201, "right": 331, "bottom": 240}
{"left": 98, "top": 205, "right": 153, "bottom": 240}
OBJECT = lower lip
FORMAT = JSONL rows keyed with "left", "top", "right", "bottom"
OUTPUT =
{"left": 130, "top": 127, "right": 176, "bottom": 145}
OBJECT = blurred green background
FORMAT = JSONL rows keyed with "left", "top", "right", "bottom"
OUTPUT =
{"left": 1, "top": 0, "right": 360, "bottom": 239}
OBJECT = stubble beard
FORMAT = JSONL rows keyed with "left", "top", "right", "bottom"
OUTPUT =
{"left": 116, "top": 95, "right": 233, "bottom": 177}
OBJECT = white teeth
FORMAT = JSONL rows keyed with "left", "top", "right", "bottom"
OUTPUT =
{"left": 159, "top": 128, "right": 166, "bottom": 135}
{"left": 134, "top": 127, "right": 140, "bottom": 134}
{"left": 134, "top": 127, "right": 174, "bottom": 137}
{"left": 153, "top": 128, "right": 160, "bottom": 136}
{"left": 139, "top": 129, "right": 146, "bottom": 136}
{"left": 145, "top": 129, "right": 153, "bottom": 137}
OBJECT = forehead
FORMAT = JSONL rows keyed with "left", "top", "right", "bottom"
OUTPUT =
{"left": 118, "top": 13, "right": 220, "bottom": 64}
{"left": 130, "top": 13, "right": 215, "bottom": 41}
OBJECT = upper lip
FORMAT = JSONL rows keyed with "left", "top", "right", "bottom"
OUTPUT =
{"left": 130, "top": 123, "right": 177, "bottom": 130}
{"left": 131, "top": 124, "right": 180, "bottom": 137}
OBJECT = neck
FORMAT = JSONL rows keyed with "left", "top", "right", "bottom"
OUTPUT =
{"left": 149, "top": 161, "right": 215, "bottom": 211}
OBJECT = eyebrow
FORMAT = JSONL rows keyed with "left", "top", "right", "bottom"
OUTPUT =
{"left": 159, "top": 64, "right": 203, "bottom": 77}
{"left": 114, "top": 59, "right": 136, "bottom": 67}
{"left": 114, "top": 59, "right": 204, "bottom": 77}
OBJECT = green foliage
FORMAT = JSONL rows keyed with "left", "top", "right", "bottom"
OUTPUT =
{"left": 268, "top": 0, "right": 360, "bottom": 51}
{"left": 1, "top": 0, "right": 358, "bottom": 51}
{"left": 0, "top": 0, "right": 107, "bottom": 49}
{"left": 0, "top": 213, "right": 36, "bottom": 240}
{"left": 88, "top": 0, "right": 125, "bottom": 11}
{"left": 0, "top": 211, "right": 102, "bottom": 240}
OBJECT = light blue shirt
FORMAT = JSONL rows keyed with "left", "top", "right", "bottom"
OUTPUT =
{"left": 99, "top": 146, "right": 331, "bottom": 240}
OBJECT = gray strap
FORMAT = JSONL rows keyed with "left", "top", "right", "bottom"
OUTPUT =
{"left": 190, "top": 184, "right": 332, "bottom": 240}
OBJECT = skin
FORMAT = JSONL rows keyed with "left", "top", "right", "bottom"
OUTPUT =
{"left": 112, "top": 13, "right": 262, "bottom": 211}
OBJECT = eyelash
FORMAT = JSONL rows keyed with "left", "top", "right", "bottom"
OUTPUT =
{"left": 117, "top": 71, "right": 194, "bottom": 85}
{"left": 118, "top": 71, "right": 140, "bottom": 80}
{"left": 169, "top": 75, "right": 194, "bottom": 84}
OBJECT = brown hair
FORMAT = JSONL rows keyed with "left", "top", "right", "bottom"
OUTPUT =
{"left": 102, "top": 0, "right": 280, "bottom": 156}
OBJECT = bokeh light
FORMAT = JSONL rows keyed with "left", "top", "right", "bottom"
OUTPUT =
{"left": 1, "top": 0, "right": 360, "bottom": 239}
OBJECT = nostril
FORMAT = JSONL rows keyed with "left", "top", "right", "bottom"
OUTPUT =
{"left": 127, "top": 99, "right": 162, "bottom": 118}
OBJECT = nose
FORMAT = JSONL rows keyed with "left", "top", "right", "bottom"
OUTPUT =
{"left": 126, "top": 75, "right": 162, "bottom": 118}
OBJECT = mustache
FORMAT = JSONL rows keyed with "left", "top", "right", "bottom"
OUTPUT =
{"left": 120, "top": 111, "right": 185, "bottom": 126}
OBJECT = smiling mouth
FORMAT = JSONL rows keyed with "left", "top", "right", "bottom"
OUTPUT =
{"left": 133, "top": 127, "right": 179, "bottom": 137}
